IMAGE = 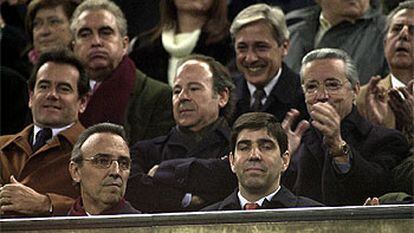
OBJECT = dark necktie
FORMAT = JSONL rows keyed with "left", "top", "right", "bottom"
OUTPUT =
{"left": 244, "top": 202, "right": 260, "bottom": 210}
{"left": 32, "top": 128, "right": 52, "bottom": 152}
{"left": 251, "top": 88, "right": 266, "bottom": 112}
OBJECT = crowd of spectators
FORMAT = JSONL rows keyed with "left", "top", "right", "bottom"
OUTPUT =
{"left": 0, "top": 0, "right": 412, "bottom": 217}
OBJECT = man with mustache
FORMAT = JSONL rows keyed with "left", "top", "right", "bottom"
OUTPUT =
{"left": 230, "top": 4, "right": 308, "bottom": 125}
{"left": 70, "top": 0, "right": 173, "bottom": 144}
{"left": 203, "top": 112, "right": 322, "bottom": 210}
{"left": 283, "top": 48, "right": 409, "bottom": 206}
{"left": 285, "top": 0, "right": 387, "bottom": 85}
{"left": 0, "top": 49, "right": 89, "bottom": 217}
{"left": 356, "top": 0, "right": 414, "bottom": 196}
{"left": 126, "top": 54, "right": 236, "bottom": 212}
{"left": 68, "top": 123, "right": 140, "bottom": 215}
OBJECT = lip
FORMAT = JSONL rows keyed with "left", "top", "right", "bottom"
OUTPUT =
{"left": 43, "top": 105, "right": 61, "bottom": 110}
{"left": 88, "top": 50, "right": 108, "bottom": 60}
{"left": 245, "top": 167, "right": 264, "bottom": 173}
{"left": 105, "top": 180, "right": 123, "bottom": 187}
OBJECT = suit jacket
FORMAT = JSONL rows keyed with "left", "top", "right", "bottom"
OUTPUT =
{"left": 356, "top": 74, "right": 395, "bottom": 129}
{"left": 126, "top": 118, "right": 233, "bottom": 212}
{"left": 130, "top": 31, "right": 233, "bottom": 84}
{"left": 0, "top": 122, "right": 84, "bottom": 216}
{"left": 288, "top": 106, "right": 409, "bottom": 206}
{"left": 203, "top": 186, "right": 323, "bottom": 211}
{"left": 233, "top": 63, "right": 309, "bottom": 124}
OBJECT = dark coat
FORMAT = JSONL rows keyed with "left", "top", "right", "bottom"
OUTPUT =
{"left": 232, "top": 63, "right": 309, "bottom": 124}
{"left": 68, "top": 197, "right": 141, "bottom": 215}
{"left": 287, "top": 106, "right": 410, "bottom": 206}
{"left": 126, "top": 118, "right": 233, "bottom": 212}
{"left": 203, "top": 186, "right": 323, "bottom": 211}
{"left": 130, "top": 31, "right": 233, "bottom": 84}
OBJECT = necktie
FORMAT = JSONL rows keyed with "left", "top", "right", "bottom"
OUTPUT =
{"left": 32, "top": 128, "right": 52, "bottom": 152}
{"left": 244, "top": 202, "right": 260, "bottom": 210}
{"left": 251, "top": 88, "right": 266, "bottom": 112}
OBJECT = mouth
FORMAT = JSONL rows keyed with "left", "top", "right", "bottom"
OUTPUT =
{"left": 88, "top": 51, "right": 108, "bottom": 60}
{"left": 43, "top": 105, "right": 61, "bottom": 110}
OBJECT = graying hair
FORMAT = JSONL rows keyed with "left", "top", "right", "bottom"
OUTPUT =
{"left": 300, "top": 48, "right": 359, "bottom": 88}
{"left": 71, "top": 123, "right": 127, "bottom": 165}
{"left": 70, "top": 0, "right": 127, "bottom": 38}
{"left": 385, "top": 1, "right": 414, "bottom": 33}
{"left": 230, "top": 3, "right": 289, "bottom": 45}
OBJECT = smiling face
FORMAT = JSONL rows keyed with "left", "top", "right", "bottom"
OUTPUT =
{"left": 230, "top": 128, "right": 289, "bottom": 198}
{"left": 172, "top": 60, "right": 229, "bottom": 132}
{"left": 29, "top": 62, "right": 87, "bottom": 128}
{"left": 32, "top": 5, "right": 72, "bottom": 53}
{"left": 72, "top": 9, "right": 128, "bottom": 81}
{"left": 235, "top": 20, "right": 288, "bottom": 88}
{"left": 384, "top": 9, "right": 414, "bottom": 72}
{"left": 70, "top": 132, "right": 130, "bottom": 214}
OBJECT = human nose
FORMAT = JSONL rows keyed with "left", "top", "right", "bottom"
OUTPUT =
{"left": 36, "top": 22, "right": 51, "bottom": 36}
{"left": 249, "top": 145, "right": 262, "bottom": 160}
{"left": 108, "top": 160, "right": 121, "bottom": 174}
{"left": 91, "top": 33, "right": 103, "bottom": 46}
{"left": 314, "top": 85, "right": 329, "bottom": 102}
{"left": 45, "top": 87, "right": 59, "bottom": 99}
{"left": 177, "top": 88, "right": 190, "bottom": 101}
{"left": 244, "top": 49, "right": 258, "bottom": 63}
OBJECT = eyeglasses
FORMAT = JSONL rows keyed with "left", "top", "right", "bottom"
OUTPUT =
{"left": 303, "top": 79, "right": 347, "bottom": 95}
{"left": 83, "top": 154, "right": 131, "bottom": 170}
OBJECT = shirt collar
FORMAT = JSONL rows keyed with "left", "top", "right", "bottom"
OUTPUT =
{"left": 237, "top": 185, "right": 281, "bottom": 208}
{"left": 33, "top": 123, "right": 74, "bottom": 146}
{"left": 390, "top": 73, "right": 406, "bottom": 88}
{"left": 247, "top": 67, "right": 282, "bottom": 102}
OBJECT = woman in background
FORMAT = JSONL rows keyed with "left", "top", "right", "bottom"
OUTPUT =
{"left": 129, "top": 0, "right": 232, "bottom": 86}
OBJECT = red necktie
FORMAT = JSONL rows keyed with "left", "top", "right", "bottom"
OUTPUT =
{"left": 244, "top": 202, "right": 260, "bottom": 210}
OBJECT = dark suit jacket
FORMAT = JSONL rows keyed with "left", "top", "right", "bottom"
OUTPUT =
{"left": 130, "top": 31, "right": 233, "bottom": 84}
{"left": 126, "top": 118, "right": 233, "bottom": 212}
{"left": 287, "top": 106, "right": 410, "bottom": 206}
{"left": 232, "top": 63, "right": 308, "bottom": 124}
{"left": 203, "top": 186, "right": 323, "bottom": 210}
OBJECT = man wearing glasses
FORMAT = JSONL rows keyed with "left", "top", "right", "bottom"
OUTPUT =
{"left": 68, "top": 123, "right": 140, "bottom": 215}
{"left": 282, "top": 48, "right": 409, "bottom": 206}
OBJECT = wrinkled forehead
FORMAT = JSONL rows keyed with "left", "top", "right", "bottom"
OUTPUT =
{"left": 390, "top": 9, "right": 414, "bottom": 26}
{"left": 81, "top": 132, "right": 129, "bottom": 157}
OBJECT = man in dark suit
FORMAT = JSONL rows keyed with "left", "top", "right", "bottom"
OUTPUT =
{"left": 203, "top": 112, "right": 322, "bottom": 210}
{"left": 125, "top": 54, "right": 236, "bottom": 212}
{"left": 230, "top": 3, "right": 308, "bottom": 124}
{"left": 282, "top": 48, "right": 409, "bottom": 206}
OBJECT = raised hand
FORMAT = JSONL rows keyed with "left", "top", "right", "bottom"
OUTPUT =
{"left": 282, "top": 109, "right": 310, "bottom": 155}
{"left": 365, "top": 75, "right": 389, "bottom": 126}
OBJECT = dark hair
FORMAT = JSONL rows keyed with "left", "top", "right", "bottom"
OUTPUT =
{"left": 385, "top": 1, "right": 414, "bottom": 33}
{"left": 26, "top": 0, "right": 77, "bottom": 42}
{"left": 177, "top": 54, "right": 235, "bottom": 121}
{"left": 71, "top": 123, "right": 127, "bottom": 165}
{"left": 28, "top": 48, "right": 90, "bottom": 98}
{"left": 144, "top": 0, "right": 229, "bottom": 45}
{"left": 231, "top": 112, "right": 288, "bottom": 156}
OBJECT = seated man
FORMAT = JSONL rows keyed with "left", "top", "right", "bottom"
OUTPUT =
{"left": 126, "top": 54, "right": 236, "bottom": 212}
{"left": 68, "top": 123, "right": 140, "bottom": 215}
{"left": 283, "top": 48, "right": 409, "bottom": 205}
{"left": 71, "top": 0, "right": 173, "bottom": 143}
{"left": 203, "top": 112, "right": 322, "bottom": 210}
{"left": 0, "top": 49, "right": 89, "bottom": 216}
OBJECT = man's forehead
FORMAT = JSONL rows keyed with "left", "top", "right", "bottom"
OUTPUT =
{"left": 237, "top": 128, "right": 276, "bottom": 142}
{"left": 81, "top": 132, "right": 129, "bottom": 153}
{"left": 176, "top": 60, "right": 212, "bottom": 78}
{"left": 390, "top": 9, "right": 414, "bottom": 24}
{"left": 76, "top": 9, "right": 116, "bottom": 28}
{"left": 303, "top": 58, "right": 346, "bottom": 80}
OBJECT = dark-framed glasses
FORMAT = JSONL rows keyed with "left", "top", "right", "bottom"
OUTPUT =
{"left": 83, "top": 153, "right": 131, "bottom": 170}
{"left": 303, "top": 79, "right": 346, "bottom": 94}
